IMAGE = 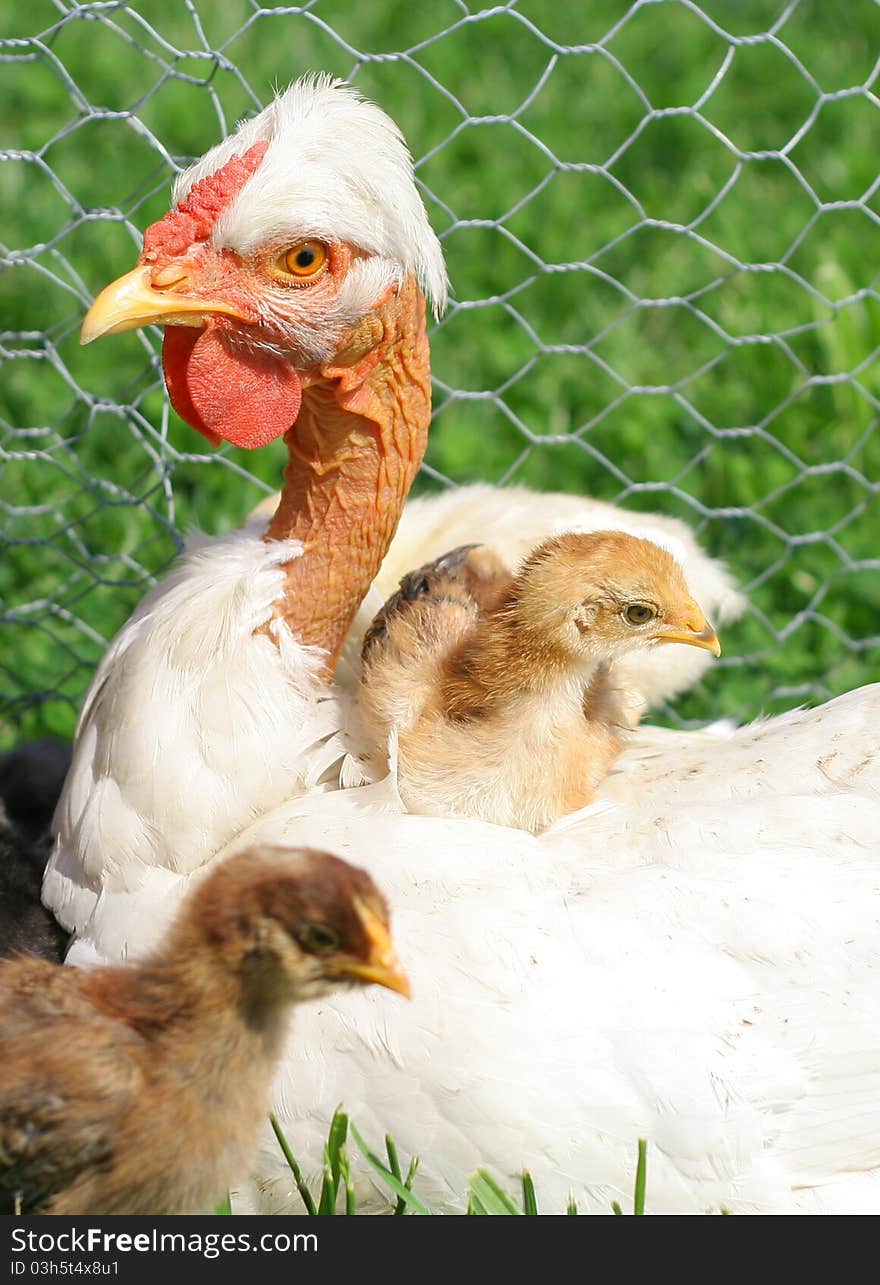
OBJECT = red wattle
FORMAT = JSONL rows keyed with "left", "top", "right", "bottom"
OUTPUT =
{"left": 162, "top": 325, "right": 302, "bottom": 449}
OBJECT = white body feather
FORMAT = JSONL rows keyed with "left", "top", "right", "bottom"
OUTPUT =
{"left": 45, "top": 521, "right": 340, "bottom": 944}
{"left": 233, "top": 716, "right": 880, "bottom": 1216}
{"left": 44, "top": 488, "right": 880, "bottom": 1213}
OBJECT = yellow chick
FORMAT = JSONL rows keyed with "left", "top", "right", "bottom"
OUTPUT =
{"left": 360, "top": 532, "right": 721, "bottom": 833}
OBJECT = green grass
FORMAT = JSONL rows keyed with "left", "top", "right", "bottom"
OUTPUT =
{"left": 266, "top": 1110, "right": 651, "bottom": 1215}
{"left": 2, "top": 0, "right": 879, "bottom": 746}
{"left": 266, "top": 1110, "right": 428, "bottom": 1215}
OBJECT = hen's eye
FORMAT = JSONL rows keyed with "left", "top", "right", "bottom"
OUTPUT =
{"left": 281, "top": 240, "right": 328, "bottom": 280}
{"left": 623, "top": 603, "right": 656, "bottom": 626}
{"left": 296, "top": 922, "right": 341, "bottom": 955}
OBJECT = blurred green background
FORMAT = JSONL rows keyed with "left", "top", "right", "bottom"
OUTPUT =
{"left": 2, "top": 0, "right": 879, "bottom": 747}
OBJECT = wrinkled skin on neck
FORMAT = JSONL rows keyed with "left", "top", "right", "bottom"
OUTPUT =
{"left": 264, "top": 277, "right": 431, "bottom": 674}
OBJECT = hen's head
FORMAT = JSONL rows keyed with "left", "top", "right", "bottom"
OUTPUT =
{"left": 509, "top": 531, "right": 721, "bottom": 664}
{"left": 81, "top": 76, "right": 447, "bottom": 449}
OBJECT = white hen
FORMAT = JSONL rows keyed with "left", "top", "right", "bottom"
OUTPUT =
{"left": 44, "top": 79, "right": 880, "bottom": 1214}
{"left": 44, "top": 77, "right": 740, "bottom": 942}
{"left": 232, "top": 701, "right": 880, "bottom": 1215}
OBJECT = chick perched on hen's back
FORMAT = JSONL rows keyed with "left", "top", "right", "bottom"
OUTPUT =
{"left": 0, "top": 846, "right": 408, "bottom": 1215}
{"left": 360, "top": 531, "right": 721, "bottom": 833}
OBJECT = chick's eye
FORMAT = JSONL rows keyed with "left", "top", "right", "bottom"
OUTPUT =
{"left": 281, "top": 240, "right": 328, "bottom": 280}
{"left": 623, "top": 603, "right": 656, "bottom": 625}
{"left": 296, "top": 922, "right": 341, "bottom": 955}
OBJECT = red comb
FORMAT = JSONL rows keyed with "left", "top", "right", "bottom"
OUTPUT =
{"left": 143, "top": 141, "right": 269, "bottom": 259}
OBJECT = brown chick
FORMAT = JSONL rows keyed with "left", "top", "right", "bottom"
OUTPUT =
{"left": 0, "top": 846, "right": 408, "bottom": 1215}
{"left": 360, "top": 531, "right": 721, "bottom": 833}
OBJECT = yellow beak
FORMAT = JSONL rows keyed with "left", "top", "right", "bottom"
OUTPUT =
{"left": 80, "top": 264, "right": 247, "bottom": 345}
{"left": 339, "top": 905, "right": 411, "bottom": 998}
{"left": 656, "top": 608, "right": 722, "bottom": 658}
{"left": 342, "top": 958, "right": 412, "bottom": 998}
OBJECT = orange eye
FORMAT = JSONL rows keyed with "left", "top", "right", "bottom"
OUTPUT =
{"left": 281, "top": 240, "right": 328, "bottom": 280}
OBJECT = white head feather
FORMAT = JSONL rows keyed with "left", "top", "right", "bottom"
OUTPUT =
{"left": 172, "top": 74, "right": 448, "bottom": 319}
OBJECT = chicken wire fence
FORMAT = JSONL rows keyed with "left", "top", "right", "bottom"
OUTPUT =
{"left": 2, "top": 0, "right": 879, "bottom": 745}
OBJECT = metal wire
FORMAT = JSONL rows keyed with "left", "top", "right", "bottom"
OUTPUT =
{"left": 2, "top": 0, "right": 878, "bottom": 739}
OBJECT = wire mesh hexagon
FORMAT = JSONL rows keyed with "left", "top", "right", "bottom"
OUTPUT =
{"left": 2, "top": 0, "right": 878, "bottom": 745}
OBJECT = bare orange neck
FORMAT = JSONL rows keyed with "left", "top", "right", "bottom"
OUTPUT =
{"left": 264, "top": 278, "right": 431, "bottom": 674}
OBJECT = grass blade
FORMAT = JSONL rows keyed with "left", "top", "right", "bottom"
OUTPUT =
{"left": 634, "top": 1138, "right": 647, "bottom": 1215}
{"left": 325, "top": 1109, "right": 349, "bottom": 1189}
{"left": 317, "top": 1164, "right": 336, "bottom": 1216}
{"left": 611, "top": 1140, "right": 649, "bottom": 1214}
{"left": 269, "top": 1113, "right": 317, "bottom": 1216}
{"left": 338, "top": 1147, "right": 356, "bottom": 1215}
{"left": 401, "top": 1155, "right": 421, "bottom": 1217}
{"left": 385, "top": 1134, "right": 402, "bottom": 1181}
{"left": 313, "top": 1109, "right": 350, "bottom": 1215}
{"left": 351, "top": 1124, "right": 430, "bottom": 1215}
{"left": 469, "top": 1169, "right": 522, "bottom": 1215}
{"left": 385, "top": 1134, "right": 419, "bottom": 1215}
{"left": 214, "top": 1193, "right": 232, "bottom": 1215}
{"left": 566, "top": 1194, "right": 579, "bottom": 1215}
{"left": 521, "top": 1171, "right": 538, "bottom": 1215}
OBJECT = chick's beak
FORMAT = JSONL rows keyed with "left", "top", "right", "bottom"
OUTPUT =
{"left": 657, "top": 603, "right": 722, "bottom": 657}
{"left": 339, "top": 907, "right": 411, "bottom": 998}
{"left": 343, "top": 957, "right": 411, "bottom": 998}
{"left": 80, "top": 264, "right": 248, "bottom": 345}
